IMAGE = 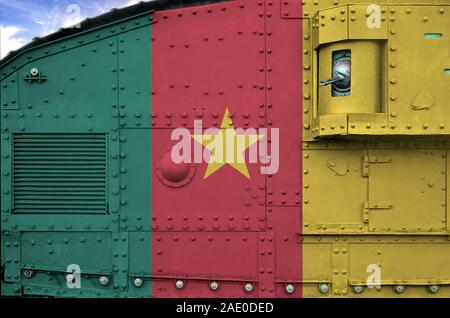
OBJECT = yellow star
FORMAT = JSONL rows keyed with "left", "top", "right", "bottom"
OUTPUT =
{"left": 192, "top": 108, "right": 263, "bottom": 179}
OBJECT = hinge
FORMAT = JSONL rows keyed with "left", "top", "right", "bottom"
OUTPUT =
{"left": 362, "top": 155, "right": 393, "bottom": 177}
{"left": 362, "top": 156, "right": 370, "bottom": 177}
{"left": 365, "top": 202, "right": 393, "bottom": 209}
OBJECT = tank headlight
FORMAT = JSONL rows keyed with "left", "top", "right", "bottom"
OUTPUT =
{"left": 318, "top": 50, "right": 351, "bottom": 97}
{"left": 332, "top": 50, "right": 351, "bottom": 96}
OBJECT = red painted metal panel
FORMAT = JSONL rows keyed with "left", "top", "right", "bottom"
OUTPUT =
{"left": 265, "top": 0, "right": 303, "bottom": 298}
{"left": 271, "top": 207, "right": 303, "bottom": 297}
{"left": 266, "top": 0, "right": 303, "bottom": 208}
{"left": 151, "top": 0, "right": 303, "bottom": 298}
{"left": 151, "top": 129, "right": 266, "bottom": 232}
{"left": 152, "top": 232, "right": 258, "bottom": 297}
{"left": 280, "top": 0, "right": 303, "bottom": 19}
{"left": 151, "top": 1, "right": 266, "bottom": 130}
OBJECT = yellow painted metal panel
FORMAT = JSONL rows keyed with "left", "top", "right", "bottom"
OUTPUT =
{"left": 349, "top": 243, "right": 450, "bottom": 284}
{"left": 331, "top": 244, "right": 349, "bottom": 296}
{"left": 301, "top": 0, "right": 450, "bottom": 19}
{"left": 347, "top": 113, "right": 388, "bottom": 135}
{"left": 303, "top": 18, "right": 314, "bottom": 141}
{"left": 311, "top": 113, "right": 347, "bottom": 137}
{"left": 368, "top": 150, "right": 447, "bottom": 233}
{"left": 303, "top": 149, "right": 367, "bottom": 233}
{"left": 313, "top": 6, "right": 348, "bottom": 46}
{"left": 348, "top": 5, "right": 388, "bottom": 39}
{"left": 388, "top": 5, "right": 450, "bottom": 134}
{"left": 448, "top": 150, "right": 450, "bottom": 232}
{"left": 350, "top": 285, "right": 450, "bottom": 298}
{"left": 302, "top": 243, "right": 332, "bottom": 282}
{"left": 302, "top": 0, "right": 342, "bottom": 19}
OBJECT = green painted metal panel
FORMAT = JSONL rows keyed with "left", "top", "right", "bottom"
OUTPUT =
{"left": 0, "top": 13, "right": 152, "bottom": 80}
{"left": 118, "top": 26, "right": 151, "bottom": 128}
{"left": 126, "top": 231, "right": 151, "bottom": 297}
{"left": 2, "top": 232, "right": 21, "bottom": 284}
{"left": 22, "top": 274, "right": 117, "bottom": 298}
{"left": 2, "top": 214, "right": 118, "bottom": 232}
{"left": 1, "top": 110, "right": 118, "bottom": 134}
{"left": 111, "top": 231, "right": 129, "bottom": 291}
{"left": 0, "top": 11, "right": 152, "bottom": 297}
{"left": 21, "top": 232, "right": 112, "bottom": 274}
{"left": 129, "top": 231, "right": 151, "bottom": 276}
{"left": 17, "top": 38, "right": 118, "bottom": 112}
{"left": 0, "top": 73, "right": 19, "bottom": 110}
{"left": 119, "top": 129, "right": 151, "bottom": 231}
{"left": 1, "top": 134, "right": 12, "bottom": 218}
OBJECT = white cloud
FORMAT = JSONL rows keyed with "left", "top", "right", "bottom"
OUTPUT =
{"left": 0, "top": 0, "right": 155, "bottom": 58}
{"left": 0, "top": 24, "right": 28, "bottom": 59}
{"left": 37, "top": 1, "right": 150, "bottom": 36}
{"left": 62, "top": 4, "right": 84, "bottom": 29}
{"left": 121, "top": 0, "right": 141, "bottom": 7}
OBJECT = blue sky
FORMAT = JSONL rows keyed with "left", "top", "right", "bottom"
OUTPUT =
{"left": 0, "top": 0, "right": 153, "bottom": 59}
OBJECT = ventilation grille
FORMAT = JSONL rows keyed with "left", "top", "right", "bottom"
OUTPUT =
{"left": 13, "top": 133, "right": 107, "bottom": 214}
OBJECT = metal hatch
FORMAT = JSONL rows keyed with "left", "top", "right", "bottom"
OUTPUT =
{"left": 365, "top": 150, "right": 447, "bottom": 233}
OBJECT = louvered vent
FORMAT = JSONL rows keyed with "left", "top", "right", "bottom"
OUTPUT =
{"left": 12, "top": 133, "right": 107, "bottom": 214}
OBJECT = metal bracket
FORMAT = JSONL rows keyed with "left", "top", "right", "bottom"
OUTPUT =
{"left": 24, "top": 70, "right": 47, "bottom": 83}
{"left": 363, "top": 201, "right": 393, "bottom": 223}
{"left": 362, "top": 156, "right": 393, "bottom": 177}
{"left": 365, "top": 202, "right": 393, "bottom": 210}
{"left": 363, "top": 202, "right": 392, "bottom": 223}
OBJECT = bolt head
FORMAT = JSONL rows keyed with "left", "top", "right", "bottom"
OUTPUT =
{"left": 210, "top": 281, "right": 219, "bottom": 291}
{"left": 319, "top": 283, "right": 330, "bottom": 294}
{"left": 175, "top": 280, "right": 185, "bottom": 289}
{"left": 428, "top": 285, "right": 439, "bottom": 294}
{"left": 99, "top": 276, "right": 109, "bottom": 286}
{"left": 244, "top": 283, "right": 254, "bottom": 293}
{"left": 352, "top": 285, "right": 364, "bottom": 294}
{"left": 30, "top": 68, "right": 39, "bottom": 77}
{"left": 394, "top": 285, "right": 405, "bottom": 294}
{"left": 23, "top": 269, "right": 34, "bottom": 278}
{"left": 285, "top": 284, "right": 295, "bottom": 294}
{"left": 133, "top": 278, "right": 143, "bottom": 288}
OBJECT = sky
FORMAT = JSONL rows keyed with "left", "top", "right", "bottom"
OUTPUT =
{"left": 0, "top": 0, "right": 154, "bottom": 59}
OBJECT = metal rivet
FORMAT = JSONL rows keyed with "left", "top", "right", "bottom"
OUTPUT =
{"left": 394, "top": 285, "right": 405, "bottom": 294}
{"left": 352, "top": 285, "right": 364, "bottom": 294}
{"left": 176, "top": 280, "right": 185, "bottom": 289}
{"left": 285, "top": 284, "right": 295, "bottom": 294}
{"left": 427, "top": 285, "right": 439, "bottom": 294}
{"left": 319, "top": 283, "right": 330, "bottom": 294}
{"left": 210, "top": 281, "right": 219, "bottom": 291}
{"left": 23, "top": 269, "right": 34, "bottom": 278}
{"left": 99, "top": 276, "right": 109, "bottom": 286}
{"left": 244, "top": 283, "right": 254, "bottom": 293}
{"left": 30, "top": 68, "right": 39, "bottom": 76}
{"left": 133, "top": 278, "right": 143, "bottom": 288}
